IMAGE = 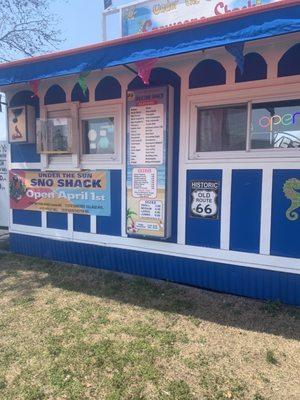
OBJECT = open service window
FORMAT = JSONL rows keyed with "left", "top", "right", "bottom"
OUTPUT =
{"left": 80, "top": 104, "right": 122, "bottom": 165}
{"left": 189, "top": 98, "right": 300, "bottom": 159}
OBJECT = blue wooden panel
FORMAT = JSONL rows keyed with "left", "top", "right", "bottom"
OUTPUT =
{"left": 97, "top": 170, "right": 121, "bottom": 236}
{"left": 10, "top": 233, "right": 300, "bottom": 306}
{"left": 47, "top": 212, "right": 68, "bottom": 230}
{"left": 270, "top": 170, "right": 300, "bottom": 258}
{"left": 13, "top": 210, "right": 41, "bottom": 226}
{"left": 73, "top": 215, "right": 90, "bottom": 233}
{"left": 186, "top": 170, "right": 222, "bottom": 248}
{"left": 230, "top": 169, "right": 262, "bottom": 253}
{"left": 11, "top": 143, "right": 40, "bottom": 163}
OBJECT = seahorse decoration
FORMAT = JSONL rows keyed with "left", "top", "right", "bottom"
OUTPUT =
{"left": 283, "top": 178, "right": 300, "bottom": 221}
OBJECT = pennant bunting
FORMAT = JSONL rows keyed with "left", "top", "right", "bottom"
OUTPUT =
{"left": 135, "top": 58, "right": 158, "bottom": 85}
{"left": 29, "top": 79, "right": 40, "bottom": 98}
{"left": 225, "top": 42, "right": 245, "bottom": 74}
{"left": 78, "top": 71, "right": 90, "bottom": 97}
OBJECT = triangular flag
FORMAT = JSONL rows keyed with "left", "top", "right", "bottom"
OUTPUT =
{"left": 29, "top": 79, "right": 40, "bottom": 98}
{"left": 225, "top": 43, "right": 245, "bottom": 74}
{"left": 135, "top": 58, "right": 158, "bottom": 85}
{"left": 78, "top": 71, "right": 90, "bottom": 97}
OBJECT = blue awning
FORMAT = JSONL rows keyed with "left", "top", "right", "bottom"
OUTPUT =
{"left": 0, "top": 3, "right": 299, "bottom": 86}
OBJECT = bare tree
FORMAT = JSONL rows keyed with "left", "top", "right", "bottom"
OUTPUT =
{"left": 0, "top": 0, "right": 65, "bottom": 62}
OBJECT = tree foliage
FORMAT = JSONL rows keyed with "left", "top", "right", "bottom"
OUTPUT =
{"left": 0, "top": 0, "right": 64, "bottom": 62}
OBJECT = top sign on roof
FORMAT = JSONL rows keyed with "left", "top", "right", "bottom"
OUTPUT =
{"left": 117, "top": 0, "right": 280, "bottom": 37}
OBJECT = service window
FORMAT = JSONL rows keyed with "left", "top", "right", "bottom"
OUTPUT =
{"left": 80, "top": 105, "right": 121, "bottom": 164}
{"left": 82, "top": 117, "right": 115, "bottom": 155}
{"left": 196, "top": 104, "right": 247, "bottom": 152}
{"left": 190, "top": 98, "right": 300, "bottom": 159}
{"left": 251, "top": 99, "right": 300, "bottom": 149}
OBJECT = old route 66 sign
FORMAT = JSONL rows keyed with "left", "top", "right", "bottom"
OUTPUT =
{"left": 190, "top": 180, "right": 220, "bottom": 219}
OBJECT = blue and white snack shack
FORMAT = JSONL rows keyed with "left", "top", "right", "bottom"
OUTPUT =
{"left": 1, "top": 0, "right": 300, "bottom": 305}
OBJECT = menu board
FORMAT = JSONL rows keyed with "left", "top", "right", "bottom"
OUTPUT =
{"left": 0, "top": 141, "right": 8, "bottom": 227}
{"left": 126, "top": 86, "right": 173, "bottom": 239}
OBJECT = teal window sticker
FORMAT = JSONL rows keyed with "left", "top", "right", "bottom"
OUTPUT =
{"left": 83, "top": 117, "right": 115, "bottom": 155}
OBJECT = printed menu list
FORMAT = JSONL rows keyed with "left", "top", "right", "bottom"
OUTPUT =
{"left": 129, "top": 103, "right": 164, "bottom": 165}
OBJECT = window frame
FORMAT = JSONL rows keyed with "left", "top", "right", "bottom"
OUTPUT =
{"left": 79, "top": 103, "right": 122, "bottom": 166}
{"left": 188, "top": 93, "right": 300, "bottom": 161}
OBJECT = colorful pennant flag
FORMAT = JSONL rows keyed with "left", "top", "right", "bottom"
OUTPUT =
{"left": 29, "top": 79, "right": 40, "bottom": 98}
{"left": 78, "top": 71, "right": 90, "bottom": 97}
{"left": 225, "top": 42, "right": 245, "bottom": 74}
{"left": 135, "top": 58, "right": 158, "bottom": 85}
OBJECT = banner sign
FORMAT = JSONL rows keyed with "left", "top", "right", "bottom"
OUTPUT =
{"left": 190, "top": 180, "right": 220, "bottom": 219}
{"left": 126, "top": 86, "right": 172, "bottom": 238}
{"left": 0, "top": 141, "right": 8, "bottom": 227}
{"left": 122, "top": 0, "right": 280, "bottom": 36}
{"left": 9, "top": 170, "right": 111, "bottom": 216}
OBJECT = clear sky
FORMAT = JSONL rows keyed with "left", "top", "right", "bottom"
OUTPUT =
{"left": 0, "top": 0, "right": 129, "bottom": 140}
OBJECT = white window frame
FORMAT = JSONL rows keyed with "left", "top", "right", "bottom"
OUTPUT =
{"left": 188, "top": 92, "right": 300, "bottom": 161}
{"left": 40, "top": 102, "right": 80, "bottom": 170}
{"left": 79, "top": 103, "right": 122, "bottom": 167}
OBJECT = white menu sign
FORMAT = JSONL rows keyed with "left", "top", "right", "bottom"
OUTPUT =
{"left": 126, "top": 86, "right": 173, "bottom": 239}
{"left": 129, "top": 104, "right": 164, "bottom": 165}
{"left": 0, "top": 141, "right": 9, "bottom": 227}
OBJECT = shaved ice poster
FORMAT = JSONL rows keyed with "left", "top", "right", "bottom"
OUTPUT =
{"left": 9, "top": 170, "right": 111, "bottom": 216}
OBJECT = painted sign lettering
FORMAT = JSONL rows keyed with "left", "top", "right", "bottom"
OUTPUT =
{"left": 9, "top": 170, "right": 111, "bottom": 216}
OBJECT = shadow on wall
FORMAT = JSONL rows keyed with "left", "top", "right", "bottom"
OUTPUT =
{"left": 1, "top": 252, "right": 299, "bottom": 342}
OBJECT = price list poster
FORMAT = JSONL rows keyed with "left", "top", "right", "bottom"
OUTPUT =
{"left": 126, "top": 86, "right": 172, "bottom": 238}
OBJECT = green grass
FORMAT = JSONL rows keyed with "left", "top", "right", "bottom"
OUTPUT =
{"left": 0, "top": 253, "right": 299, "bottom": 400}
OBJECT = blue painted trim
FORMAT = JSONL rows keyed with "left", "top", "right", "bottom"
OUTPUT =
{"left": 73, "top": 214, "right": 90, "bottom": 233}
{"left": 230, "top": 169, "right": 262, "bottom": 253}
{"left": 10, "top": 233, "right": 300, "bottom": 306}
{"left": 12, "top": 210, "right": 41, "bottom": 227}
{"left": 11, "top": 144, "right": 40, "bottom": 163}
{"left": 97, "top": 170, "right": 121, "bottom": 236}
{"left": 270, "top": 169, "right": 300, "bottom": 258}
{"left": 47, "top": 212, "right": 68, "bottom": 230}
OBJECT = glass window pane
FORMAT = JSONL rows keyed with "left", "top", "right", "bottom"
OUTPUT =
{"left": 251, "top": 99, "right": 300, "bottom": 149}
{"left": 196, "top": 105, "right": 247, "bottom": 152}
{"left": 83, "top": 117, "right": 115, "bottom": 155}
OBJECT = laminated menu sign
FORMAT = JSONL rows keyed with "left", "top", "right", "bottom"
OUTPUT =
{"left": 126, "top": 86, "right": 173, "bottom": 238}
{"left": 0, "top": 141, "right": 9, "bottom": 227}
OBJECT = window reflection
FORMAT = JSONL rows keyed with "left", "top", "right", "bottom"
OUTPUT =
{"left": 251, "top": 100, "right": 300, "bottom": 149}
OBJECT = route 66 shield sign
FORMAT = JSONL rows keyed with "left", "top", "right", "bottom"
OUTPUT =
{"left": 190, "top": 180, "right": 220, "bottom": 219}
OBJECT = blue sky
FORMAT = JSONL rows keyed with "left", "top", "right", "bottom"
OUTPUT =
{"left": 0, "top": 0, "right": 129, "bottom": 140}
